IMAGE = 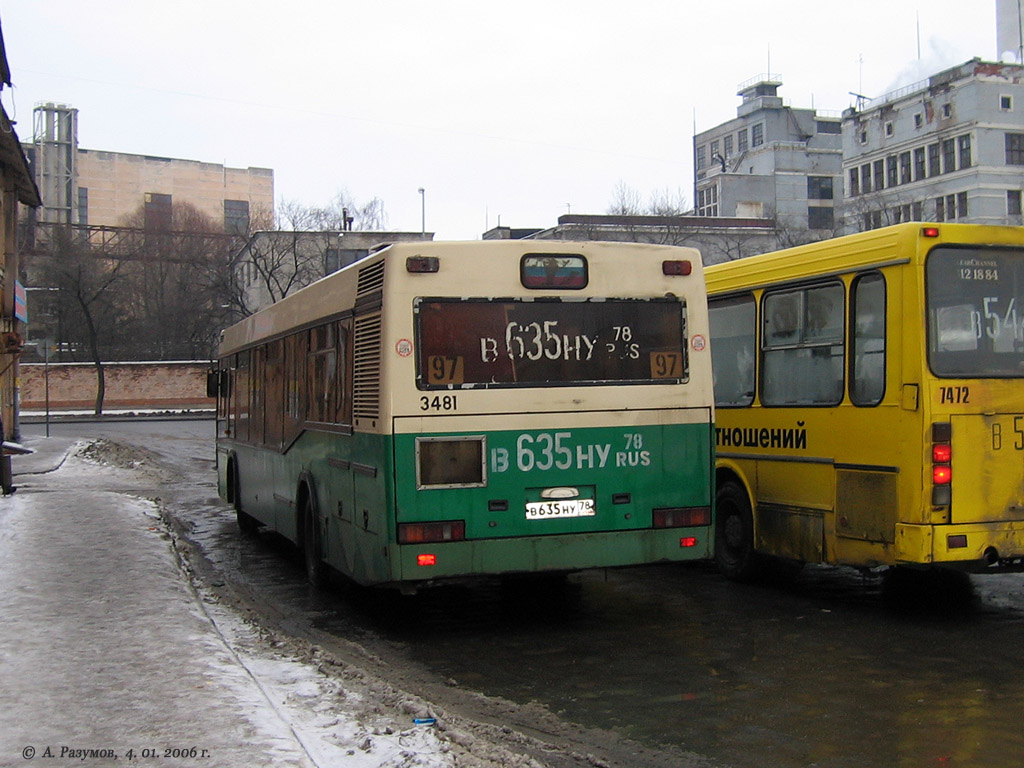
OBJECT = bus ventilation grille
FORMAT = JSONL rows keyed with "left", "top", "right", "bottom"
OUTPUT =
{"left": 353, "top": 312, "right": 382, "bottom": 419}
{"left": 356, "top": 260, "right": 386, "bottom": 297}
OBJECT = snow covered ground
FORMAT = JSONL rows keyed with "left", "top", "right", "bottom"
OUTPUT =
{"left": 0, "top": 441, "right": 553, "bottom": 767}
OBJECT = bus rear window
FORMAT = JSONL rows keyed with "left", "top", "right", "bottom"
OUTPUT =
{"left": 416, "top": 298, "right": 687, "bottom": 388}
{"left": 927, "top": 246, "right": 1024, "bottom": 377}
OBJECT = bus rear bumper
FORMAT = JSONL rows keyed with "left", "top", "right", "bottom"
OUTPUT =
{"left": 394, "top": 527, "right": 713, "bottom": 584}
{"left": 896, "top": 522, "right": 1024, "bottom": 573}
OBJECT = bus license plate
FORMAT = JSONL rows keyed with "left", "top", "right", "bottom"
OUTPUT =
{"left": 525, "top": 499, "right": 596, "bottom": 520}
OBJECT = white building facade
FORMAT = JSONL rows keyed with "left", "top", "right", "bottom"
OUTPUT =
{"left": 694, "top": 76, "right": 844, "bottom": 236}
{"left": 841, "top": 59, "right": 1024, "bottom": 232}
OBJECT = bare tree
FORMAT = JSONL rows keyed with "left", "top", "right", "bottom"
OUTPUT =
{"left": 607, "top": 181, "right": 690, "bottom": 217}
{"left": 278, "top": 190, "right": 388, "bottom": 231}
{"left": 35, "top": 227, "right": 126, "bottom": 414}
{"left": 118, "top": 202, "right": 237, "bottom": 360}
{"left": 607, "top": 181, "right": 645, "bottom": 215}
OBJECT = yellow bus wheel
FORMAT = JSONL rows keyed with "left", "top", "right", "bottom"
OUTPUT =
{"left": 715, "top": 481, "right": 760, "bottom": 581}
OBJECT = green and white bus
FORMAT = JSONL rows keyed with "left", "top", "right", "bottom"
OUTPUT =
{"left": 211, "top": 240, "right": 714, "bottom": 591}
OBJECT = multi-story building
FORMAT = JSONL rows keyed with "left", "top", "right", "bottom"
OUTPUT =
{"left": 693, "top": 75, "right": 843, "bottom": 235}
{"left": 28, "top": 102, "right": 273, "bottom": 234}
{"left": 841, "top": 58, "right": 1024, "bottom": 231}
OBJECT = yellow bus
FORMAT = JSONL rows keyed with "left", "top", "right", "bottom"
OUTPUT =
{"left": 706, "top": 222, "right": 1024, "bottom": 579}
{"left": 211, "top": 240, "right": 715, "bottom": 591}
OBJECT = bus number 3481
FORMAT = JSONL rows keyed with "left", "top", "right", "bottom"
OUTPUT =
{"left": 421, "top": 395, "right": 458, "bottom": 412}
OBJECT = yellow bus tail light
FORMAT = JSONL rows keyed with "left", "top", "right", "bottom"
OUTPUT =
{"left": 398, "top": 520, "right": 466, "bottom": 545}
{"left": 931, "top": 421, "right": 952, "bottom": 505}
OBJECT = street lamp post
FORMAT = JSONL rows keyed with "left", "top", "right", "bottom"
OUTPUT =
{"left": 418, "top": 188, "right": 425, "bottom": 238}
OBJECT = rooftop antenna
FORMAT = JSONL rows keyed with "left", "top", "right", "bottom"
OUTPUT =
{"left": 916, "top": 12, "right": 921, "bottom": 60}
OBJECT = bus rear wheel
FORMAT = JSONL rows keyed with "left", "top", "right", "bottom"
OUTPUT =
{"left": 715, "top": 481, "right": 760, "bottom": 581}
{"left": 231, "top": 462, "right": 260, "bottom": 535}
{"left": 303, "top": 494, "right": 329, "bottom": 588}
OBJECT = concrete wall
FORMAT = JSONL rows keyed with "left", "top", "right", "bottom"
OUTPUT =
{"left": 20, "top": 361, "right": 214, "bottom": 411}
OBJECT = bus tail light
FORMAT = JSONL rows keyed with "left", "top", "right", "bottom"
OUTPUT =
{"left": 922, "top": 226, "right": 940, "bottom": 238}
{"left": 417, "top": 554, "right": 437, "bottom": 567}
{"left": 662, "top": 260, "right": 693, "bottom": 276}
{"left": 398, "top": 520, "right": 466, "bottom": 544}
{"left": 931, "top": 421, "right": 952, "bottom": 505}
{"left": 653, "top": 506, "right": 711, "bottom": 528}
{"left": 406, "top": 256, "right": 439, "bottom": 273}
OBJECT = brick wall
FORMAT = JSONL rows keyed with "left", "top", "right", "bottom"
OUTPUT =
{"left": 20, "top": 361, "right": 214, "bottom": 411}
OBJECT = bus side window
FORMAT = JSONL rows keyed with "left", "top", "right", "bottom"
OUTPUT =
{"left": 850, "top": 273, "right": 886, "bottom": 406}
{"left": 709, "top": 295, "right": 756, "bottom": 407}
{"left": 762, "top": 283, "right": 845, "bottom": 406}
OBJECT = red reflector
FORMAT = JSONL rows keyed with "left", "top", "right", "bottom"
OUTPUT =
{"left": 417, "top": 554, "right": 437, "bottom": 566}
{"left": 932, "top": 444, "right": 952, "bottom": 463}
{"left": 679, "top": 537, "right": 698, "bottom": 548}
{"left": 662, "top": 260, "right": 693, "bottom": 276}
{"left": 947, "top": 535, "right": 968, "bottom": 549}
{"left": 653, "top": 507, "right": 711, "bottom": 528}
{"left": 922, "top": 226, "right": 940, "bottom": 238}
{"left": 933, "top": 465, "right": 952, "bottom": 485}
{"left": 398, "top": 520, "right": 466, "bottom": 544}
{"left": 406, "top": 256, "right": 439, "bottom": 273}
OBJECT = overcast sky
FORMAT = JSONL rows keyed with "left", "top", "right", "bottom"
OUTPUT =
{"left": 1, "top": 1, "right": 1002, "bottom": 240}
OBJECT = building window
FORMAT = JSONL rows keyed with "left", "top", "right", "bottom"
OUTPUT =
{"left": 849, "top": 168, "right": 860, "bottom": 196}
{"left": 710, "top": 140, "right": 719, "bottom": 159}
{"left": 751, "top": 123, "right": 764, "bottom": 147}
{"left": 723, "top": 135, "right": 733, "bottom": 156}
{"left": 1009, "top": 190, "right": 1022, "bottom": 216}
{"left": 859, "top": 129, "right": 868, "bottom": 145}
{"left": 808, "top": 206, "right": 834, "bottom": 230}
{"left": 77, "top": 187, "right": 88, "bottom": 226}
{"left": 942, "top": 139, "right": 956, "bottom": 173}
{"left": 885, "top": 121, "right": 894, "bottom": 137}
{"left": 697, "top": 184, "right": 719, "bottom": 217}
{"left": 874, "top": 159, "right": 885, "bottom": 190}
{"left": 956, "top": 192, "right": 968, "bottom": 219}
{"left": 1006, "top": 133, "right": 1024, "bottom": 164}
{"left": 886, "top": 156, "right": 898, "bottom": 187}
{"left": 808, "top": 176, "right": 834, "bottom": 200}
{"left": 928, "top": 143, "right": 941, "bottom": 176}
{"left": 737, "top": 128, "right": 748, "bottom": 153}
{"left": 861, "top": 164, "right": 872, "bottom": 194}
{"left": 224, "top": 199, "right": 250, "bottom": 236}
{"left": 936, "top": 197, "right": 946, "bottom": 221}
{"left": 696, "top": 145, "right": 706, "bottom": 171}
{"left": 957, "top": 135, "right": 972, "bottom": 169}
{"left": 899, "top": 152, "right": 911, "bottom": 185}
{"left": 942, "top": 104, "right": 952, "bottom": 119}
{"left": 914, "top": 113, "right": 924, "bottom": 129}
{"left": 913, "top": 201, "right": 923, "bottom": 220}
{"left": 1002, "top": 95, "right": 1013, "bottom": 111}
{"left": 144, "top": 192, "right": 172, "bottom": 231}
{"left": 914, "top": 147, "right": 926, "bottom": 180}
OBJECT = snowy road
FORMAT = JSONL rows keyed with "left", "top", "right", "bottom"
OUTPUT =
{"left": 14, "top": 419, "right": 1024, "bottom": 768}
